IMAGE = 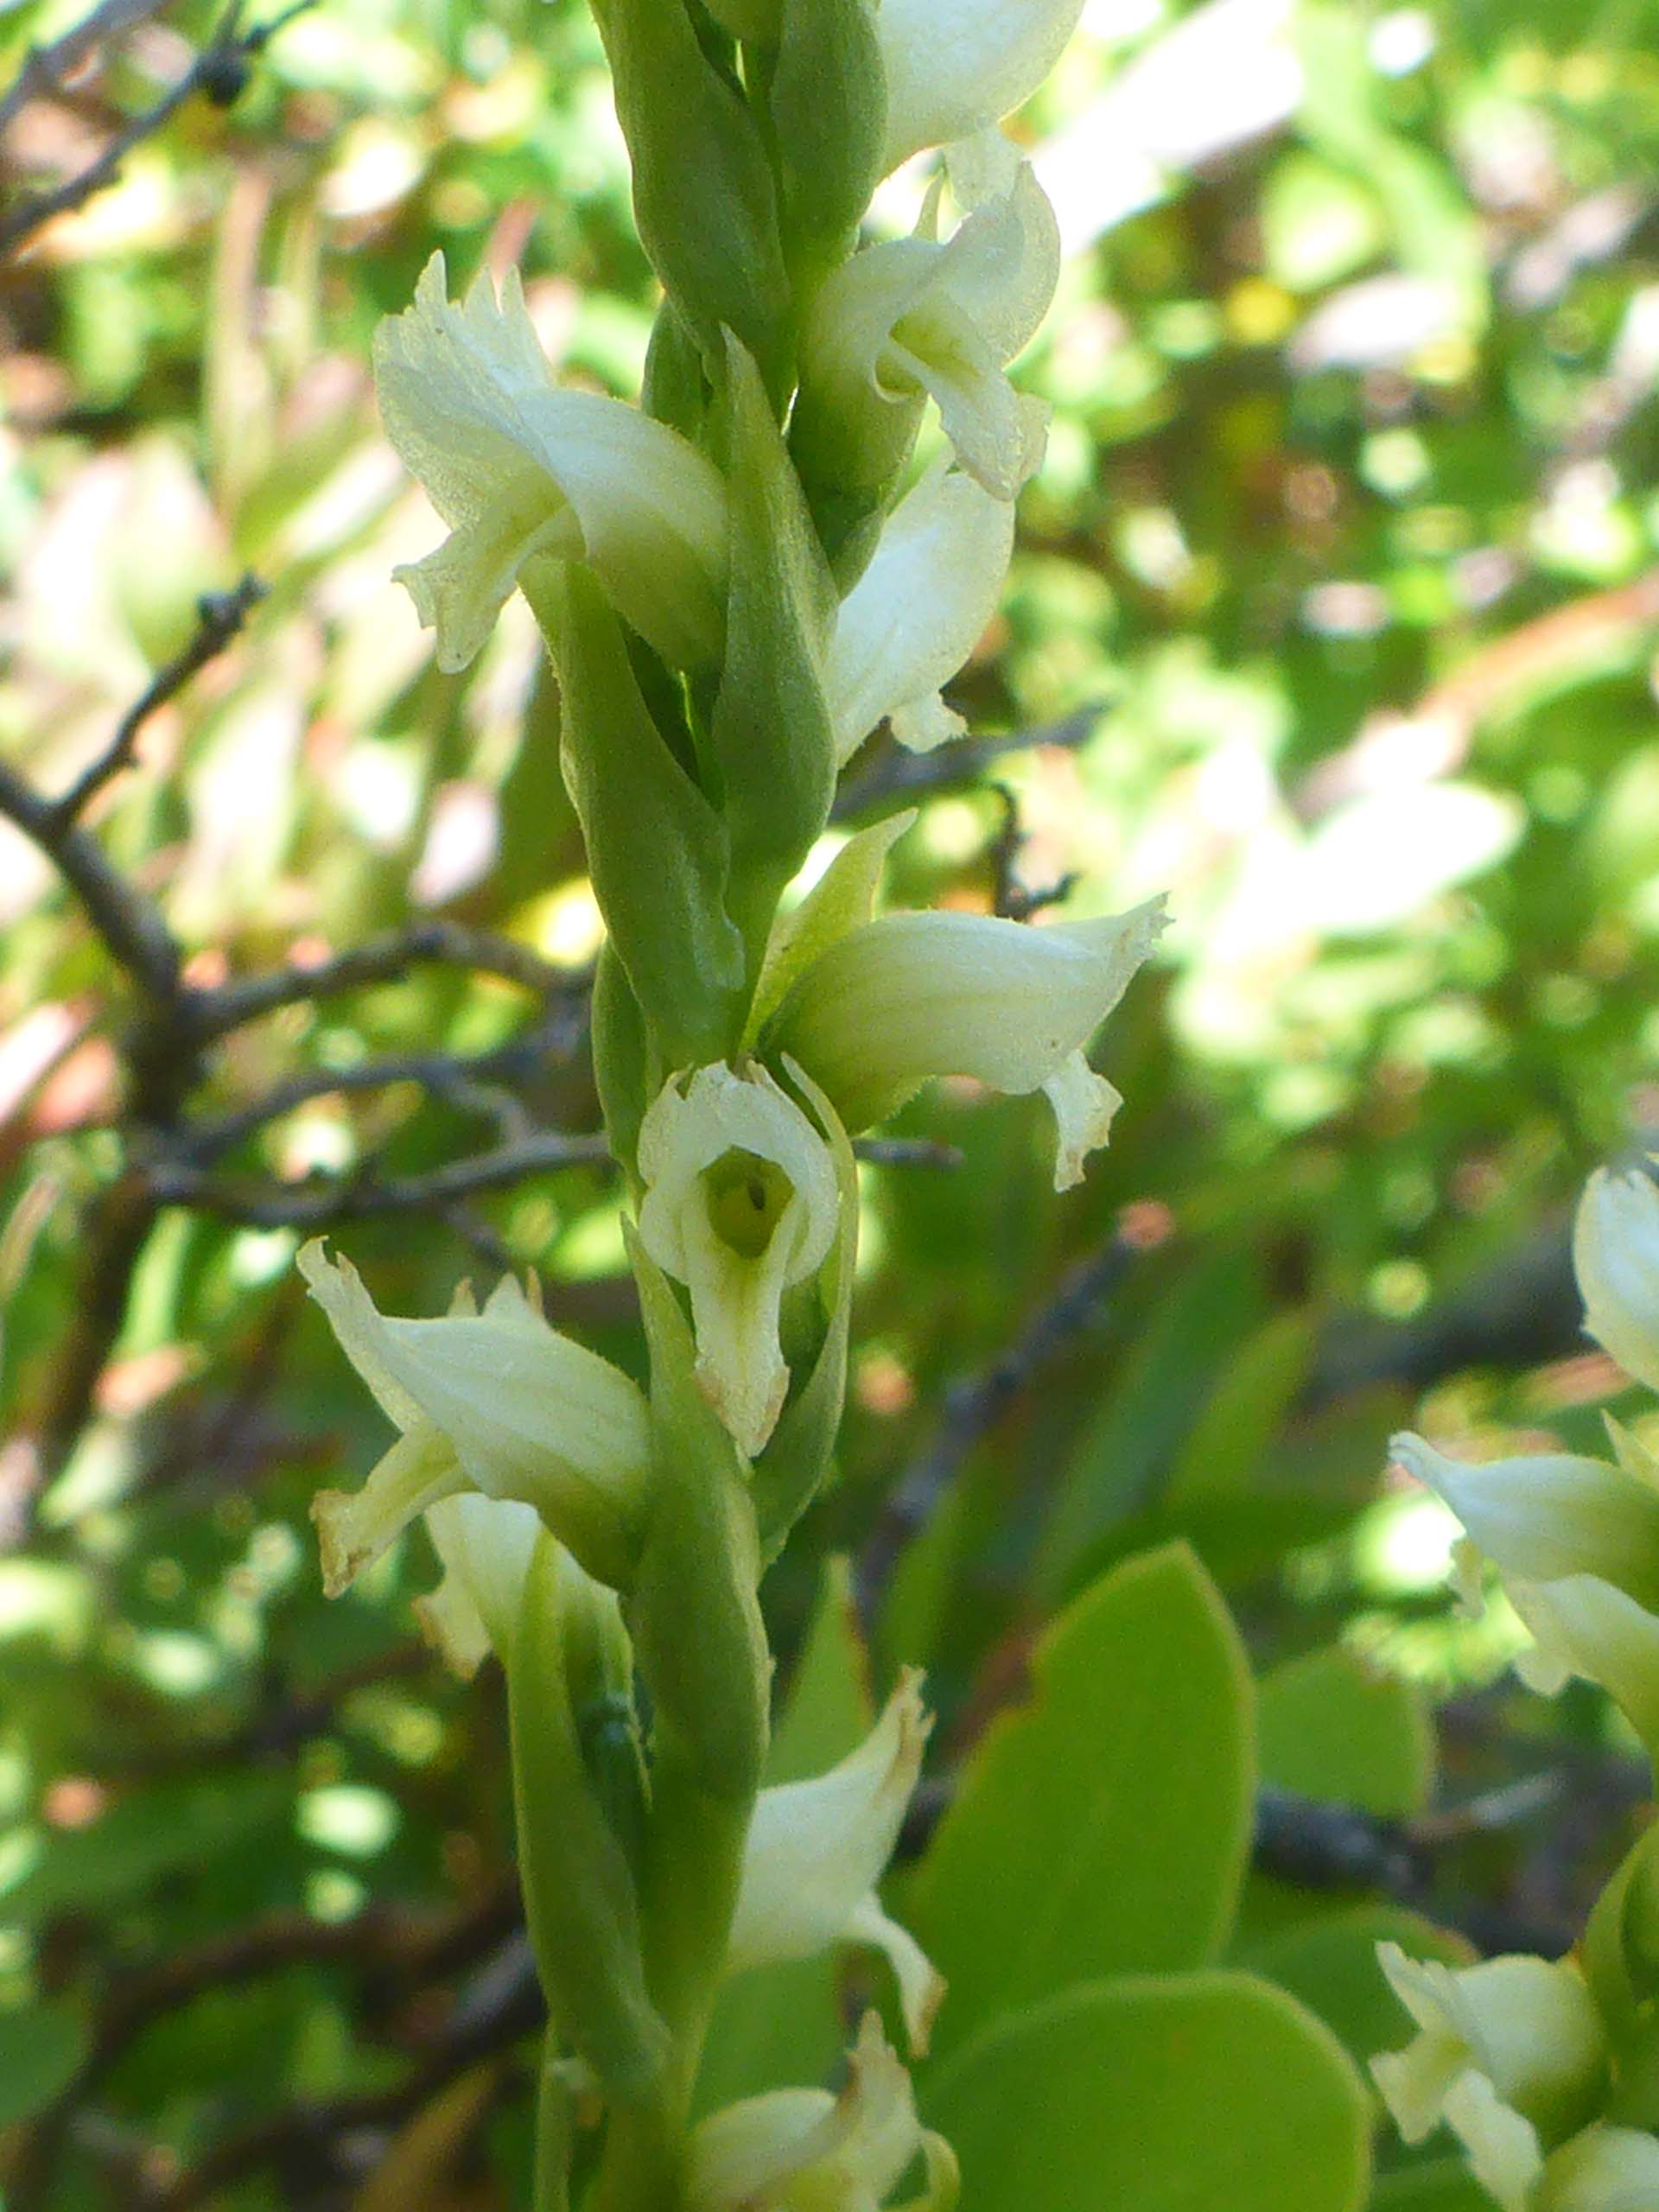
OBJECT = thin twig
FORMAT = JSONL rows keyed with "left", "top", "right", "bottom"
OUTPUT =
{"left": 856, "top": 1230, "right": 1141, "bottom": 1618}
{"left": 143, "top": 1129, "right": 614, "bottom": 1226}
{"left": 0, "top": 0, "right": 175, "bottom": 138}
{"left": 0, "top": 0, "right": 318, "bottom": 257}
{"left": 832, "top": 706, "right": 1102, "bottom": 822}
{"left": 191, "top": 924, "right": 582, "bottom": 1039}
{"left": 177, "top": 1016, "right": 582, "bottom": 1163}
{"left": 45, "top": 577, "right": 265, "bottom": 830}
{"left": 0, "top": 760, "right": 183, "bottom": 1003}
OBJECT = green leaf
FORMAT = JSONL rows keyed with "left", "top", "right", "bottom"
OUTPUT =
{"left": 0, "top": 1776, "right": 289, "bottom": 1925}
{"left": 770, "top": 0, "right": 887, "bottom": 273}
{"left": 1371, "top": 2159, "right": 1491, "bottom": 2209}
{"left": 920, "top": 1972, "right": 1371, "bottom": 2212}
{"left": 766, "top": 1554, "right": 873, "bottom": 1786}
{"left": 1257, "top": 1647, "right": 1435, "bottom": 1818}
{"left": 1162, "top": 1307, "right": 1318, "bottom": 1504}
{"left": 1237, "top": 1904, "right": 1471, "bottom": 2069}
{"left": 0, "top": 1999, "right": 86, "bottom": 2127}
{"left": 907, "top": 1545, "right": 1255, "bottom": 2056}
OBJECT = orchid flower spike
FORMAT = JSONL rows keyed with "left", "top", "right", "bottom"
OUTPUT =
{"left": 826, "top": 460, "right": 1016, "bottom": 761}
{"left": 730, "top": 1673, "right": 944, "bottom": 2052}
{"left": 878, "top": 0, "right": 1088, "bottom": 173}
{"left": 636, "top": 1062, "right": 841, "bottom": 1457}
{"left": 688, "top": 2015, "right": 959, "bottom": 2212}
{"left": 1372, "top": 1944, "right": 1607, "bottom": 2212}
{"left": 298, "top": 1243, "right": 651, "bottom": 1597}
{"left": 770, "top": 893, "right": 1166, "bottom": 1192}
{"left": 375, "top": 254, "right": 728, "bottom": 672}
{"left": 797, "top": 160, "right": 1058, "bottom": 503}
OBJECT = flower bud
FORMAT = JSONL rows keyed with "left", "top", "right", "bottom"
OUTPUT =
{"left": 1574, "top": 1169, "right": 1659, "bottom": 1395}
{"left": 768, "top": 900, "right": 1166, "bottom": 1190}
{"left": 637, "top": 1063, "right": 841, "bottom": 1456}
{"left": 299, "top": 1243, "right": 651, "bottom": 1596}
{"left": 1373, "top": 1944, "right": 1608, "bottom": 2212}
{"left": 792, "top": 162, "right": 1057, "bottom": 510}
{"left": 688, "top": 2014, "right": 958, "bottom": 2211}
{"left": 826, "top": 461, "right": 1015, "bottom": 762}
{"left": 877, "top": 0, "right": 1087, "bottom": 173}
{"left": 375, "top": 255, "right": 728, "bottom": 672}
{"left": 1538, "top": 2126, "right": 1659, "bottom": 2211}
{"left": 729, "top": 1673, "right": 944, "bottom": 2051}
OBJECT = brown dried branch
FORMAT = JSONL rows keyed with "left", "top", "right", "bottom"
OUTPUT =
{"left": 0, "top": 0, "right": 176, "bottom": 138}
{"left": 44, "top": 577, "right": 266, "bottom": 830}
{"left": 831, "top": 705, "right": 1101, "bottom": 822}
{"left": 0, "top": 0, "right": 318, "bottom": 258}
{"left": 856, "top": 1225, "right": 1145, "bottom": 1619}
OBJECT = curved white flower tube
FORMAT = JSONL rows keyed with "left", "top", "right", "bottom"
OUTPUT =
{"left": 375, "top": 255, "right": 728, "bottom": 672}
{"left": 826, "top": 461, "right": 1016, "bottom": 761}
{"left": 878, "top": 0, "right": 1088, "bottom": 174}
{"left": 299, "top": 1244, "right": 651, "bottom": 1595}
{"left": 729, "top": 1673, "right": 944, "bottom": 2050}
{"left": 1575, "top": 1167, "right": 1659, "bottom": 1395}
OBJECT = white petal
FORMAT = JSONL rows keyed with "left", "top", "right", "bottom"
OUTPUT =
{"left": 301, "top": 1243, "right": 651, "bottom": 1587}
{"left": 844, "top": 1891, "right": 948, "bottom": 2055}
{"left": 311, "top": 1425, "right": 466, "bottom": 1599}
{"left": 730, "top": 1674, "right": 930, "bottom": 1974}
{"left": 1390, "top": 1433, "right": 1659, "bottom": 1610}
{"left": 1041, "top": 1050, "right": 1124, "bottom": 1192}
{"left": 879, "top": 0, "right": 1087, "bottom": 172}
{"left": 826, "top": 464, "right": 1014, "bottom": 762}
{"left": 774, "top": 899, "right": 1166, "bottom": 1133}
{"left": 416, "top": 1492, "right": 543, "bottom": 1669}
{"left": 1445, "top": 2072, "right": 1544, "bottom": 2212}
{"left": 375, "top": 255, "right": 728, "bottom": 670}
{"left": 1574, "top": 1168, "right": 1659, "bottom": 1395}
{"left": 1505, "top": 1572, "right": 1659, "bottom": 1752}
{"left": 1540, "top": 2125, "right": 1659, "bottom": 2211}
{"left": 688, "top": 2016, "right": 926, "bottom": 2210}
{"left": 637, "top": 1064, "right": 841, "bottom": 1456}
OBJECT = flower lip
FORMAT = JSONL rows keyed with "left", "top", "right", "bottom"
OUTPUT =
{"left": 637, "top": 1063, "right": 842, "bottom": 1457}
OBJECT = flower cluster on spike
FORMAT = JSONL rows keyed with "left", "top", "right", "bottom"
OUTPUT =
{"left": 302, "top": 1, "right": 1161, "bottom": 2204}
{"left": 1375, "top": 1165, "right": 1659, "bottom": 2206}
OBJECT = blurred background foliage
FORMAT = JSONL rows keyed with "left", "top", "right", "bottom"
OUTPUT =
{"left": 5, "top": 0, "right": 1659, "bottom": 2202}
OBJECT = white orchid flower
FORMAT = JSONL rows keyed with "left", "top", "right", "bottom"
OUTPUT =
{"left": 800, "top": 162, "right": 1058, "bottom": 501}
{"left": 878, "top": 0, "right": 1088, "bottom": 174}
{"left": 1372, "top": 1944, "right": 1607, "bottom": 2212}
{"left": 299, "top": 1243, "right": 651, "bottom": 1596}
{"left": 688, "top": 2015, "right": 958, "bottom": 2212}
{"left": 771, "top": 898, "right": 1166, "bottom": 1191}
{"left": 1574, "top": 1168, "right": 1659, "bottom": 1395}
{"left": 636, "top": 1062, "right": 841, "bottom": 1457}
{"left": 1391, "top": 1432, "right": 1659, "bottom": 1753}
{"left": 375, "top": 254, "right": 728, "bottom": 672}
{"left": 729, "top": 1673, "right": 944, "bottom": 2051}
{"left": 826, "top": 461, "right": 1015, "bottom": 760}
{"left": 415, "top": 1491, "right": 544, "bottom": 1678}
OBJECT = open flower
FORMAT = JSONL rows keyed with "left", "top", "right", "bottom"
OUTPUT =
{"left": 768, "top": 899, "right": 1166, "bottom": 1191}
{"left": 878, "top": 0, "right": 1086, "bottom": 173}
{"left": 636, "top": 1063, "right": 841, "bottom": 1456}
{"left": 1373, "top": 1944, "right": 1607, "bottom": 2212}
{"left": 688, "top": 2015, "right": 958, "bottom": 2212}
{"left": 1392, "top": 1431, "right": 1659, "bottom": 1756}
{"left": 798, "top": 162, "right": 1058, "bottom": 502}
{"left": 375, "top": 254, "right": 728, "bottom": 672}
{"left": 729, "top": 1673, "right": 944, "bottom": 2052}
{"left": 1574, "top": 1168, "right": 1659, "bottom": 1396}
{"left": 299, "top": 1244, "right": 651, "bottom": 1596}
{"left": 826, "top": 461, "right": 1015, "bottom": 760}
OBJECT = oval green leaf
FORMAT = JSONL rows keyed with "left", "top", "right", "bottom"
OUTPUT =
{"left": 922, "top": 1971, "right": 1371, "bottom": 2212}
